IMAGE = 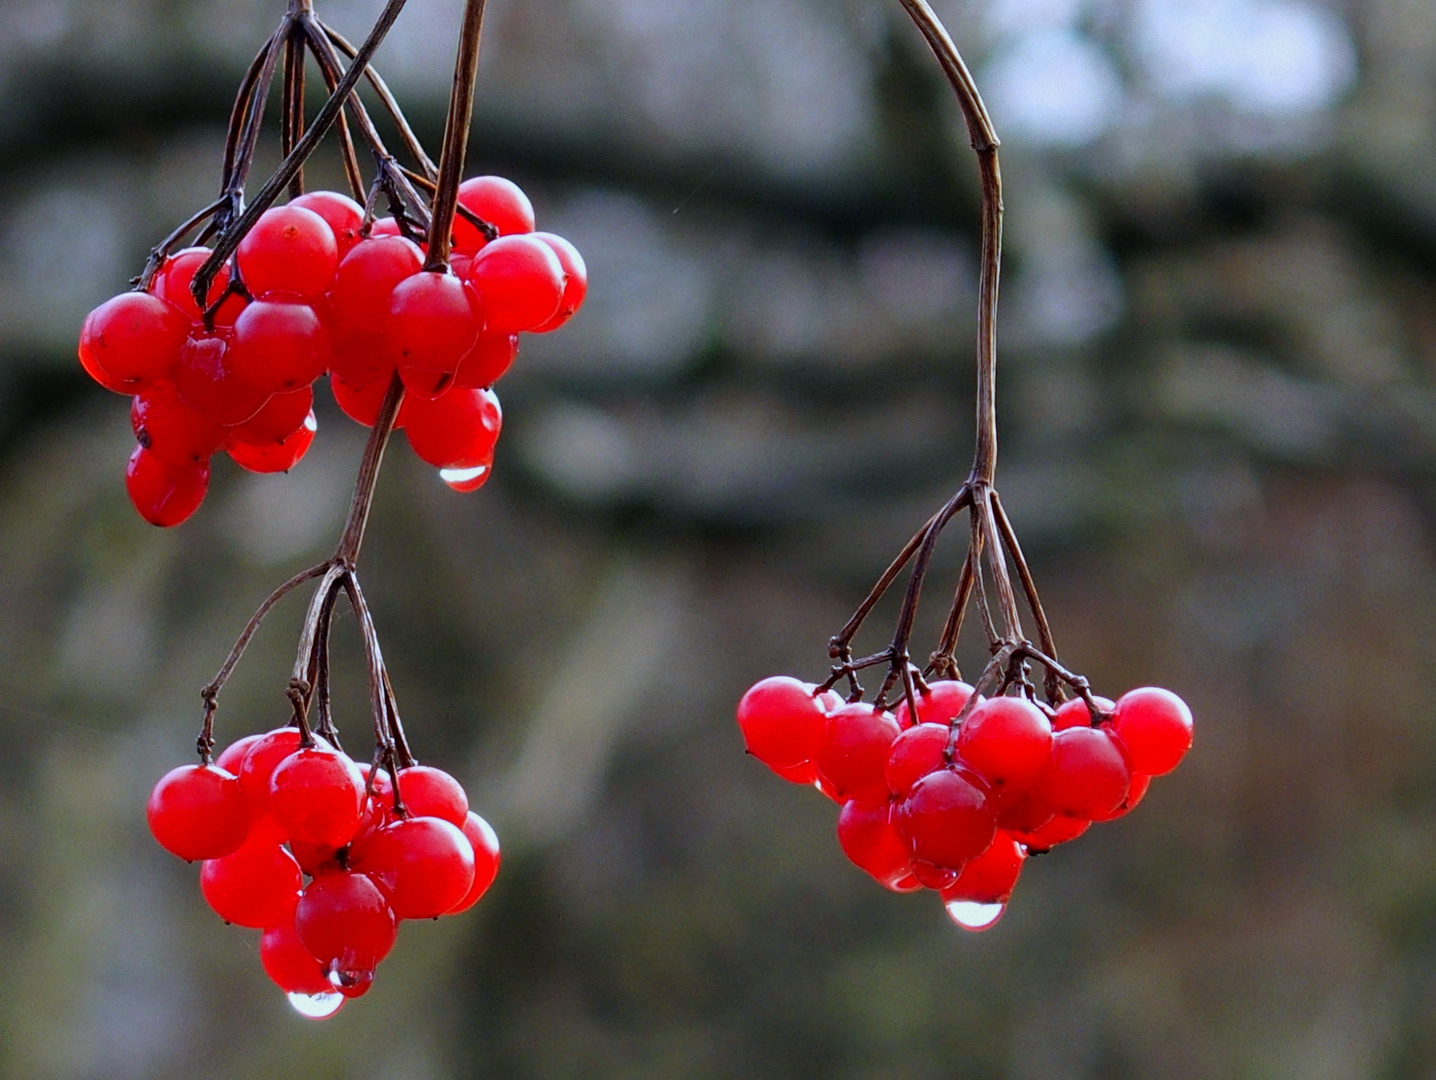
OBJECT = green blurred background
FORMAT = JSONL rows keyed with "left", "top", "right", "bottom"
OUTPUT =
{"left": 5, "top": 0, "right": 1436, "bottom": 1075}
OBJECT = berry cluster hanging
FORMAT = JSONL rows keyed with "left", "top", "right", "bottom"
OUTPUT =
{"left": 81, "top": 0, "right": 556, "bottom": 1017}
{"left": 149, "top": 729, "right": 499, "bottom": 1016}
{"left": 735, "top": 0, "right": 1195, "bottom": 931}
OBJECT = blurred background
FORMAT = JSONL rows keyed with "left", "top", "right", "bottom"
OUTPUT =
{"left": 3, "top": 0, "right": 1436, "bottom": 1075}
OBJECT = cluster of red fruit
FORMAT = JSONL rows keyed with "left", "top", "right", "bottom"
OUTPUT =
{"left": 736, "top": 677, "right": 1192, "bottom": 929}
{"left": 78, "top": 176, "right": 587, "bottom": 526}
{"left": 146, "top": 728, "right": 500, "bottom": 1017}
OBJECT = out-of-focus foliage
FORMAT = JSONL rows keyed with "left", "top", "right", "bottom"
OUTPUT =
{"left": 3, "top": 0, "right": 1436, "bottom": 1076}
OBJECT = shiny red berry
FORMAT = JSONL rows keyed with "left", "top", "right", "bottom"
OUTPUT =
{"left": 836, "top": 798, "right": 914, "bottom": 890}
{"left": 956, "top": 696, "right": 1052, "bottom": 793}
{"left": 269, "top": 747, "right": 365, "bottom": 849}
{"left": 199, "top": 830, "right": 303, "bottom": 927}
{"left": 146, "top": 763, "right": 249, "bottom": 861}
{"left": 290, "top": 191, "right": 365, "bottom": 257}
{"left": 260, "top": 916, "right": 333, "bottom": 995}
{"left": 329, "top": 330, "right": 394, "bottom": 388}
{"left": 894, "top": 767, "right": 996, "bottom": 871}
{"left": 448, "top": 812, "right": 501, "bottom": 914}
{"left": 151, "top": 247, "right": 242, "bottom": 323}
{"left": 227, "top": 385, "right": 314, "bottom": 445}
{"left": 131, "top": 381, "right": 224, "bottom": 467}
{"left": 1040, "top": 726, "right": 1130, "bottom": 819}
{"left": 892, "top": 680, "right": 976, "bottom": 729}
{"left": 79, "top": 292, "right": 189, "bottom": 393}
{"left": 227, "top": 412, "right": 316, "bottom": 473}
{"left": 467, "top": 235, "right": 565, "bottom": 334}
{"left": 385, "top": 271, "right": 480, "bottom": 381}
{"left": 530, "top": 233, "right": 587, "bottom": 332}
{"left": 350, "top": 816, "right": 475, "bottom": 919}
{"left": 231, "top": 300, "right": 329, "bottom": 393}
{"left": 238, "top": 727, "right": 309, "bottom": 809}
{"left": 1051, "top": 695, "right": 1115, "bottom": 731}
{"left": 236, "top": 205, "right": 338, "bottom": 299}
{"left": 940, "top": 833, "right": 1025, "bottom": 906}
{"left": 214, "top": 733, "right": 263, "bottom": 774}
{"left": 1110, "top": 687, "right": 1193, "bottom": 776}
{"left": 452, "top": 333, "right": 518, "bottom": 388}
{"left": 294, "top": 872, "right": 397, "bottom": 989}
{"left": 401, "top": 387, "right": 502, "bottom": 469}
{"left": 331, "top": 236, "right": 425, "bottom": 334}
{"left": 735, "top": 676, "right": 828, "bottom": 773}
{"left": 884, "top": 722, "right": 949, "bottom": 796}
{"left": 394, "top": 765, "right": 468, "bottom": 826}
{"left": 454, "top": 175, "right": 534, "bottom": 246}
{"left": 174, "top": 331, "right": 271, "bottom": 425}
{"left": 126, "top": 445, "right": 209, "bottom": 527}
{"left": 815, "top": 703, "right": 902, "bottom": 802}
{"left": 1010, "top": 813, "right": 1090, "bottom": 853}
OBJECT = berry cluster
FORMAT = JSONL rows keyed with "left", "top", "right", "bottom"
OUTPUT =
{"left": 79, "top": 177, "right": 586, "bottom": 526}
{"left": 737, "top": 677, "right": 1192, "bottom": 929}
{"left": 147, "top": 727, "right": 499, "bottom": 1017}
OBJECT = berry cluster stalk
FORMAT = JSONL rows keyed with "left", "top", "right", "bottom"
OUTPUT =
{"left": 822, "top": 0, "right": 1096, "bottom": 729}
{"left": 192, "top": 0, "right": 490, "bottom": 776}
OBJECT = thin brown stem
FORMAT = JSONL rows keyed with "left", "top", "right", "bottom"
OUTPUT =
{"left": 336, "top": 372, "right": 404, "bottom": 566}
{"left": 976, "top": 489, "right": 1024, "bottom": 641}
{"left": 195, "top": 0, "right": 413, "bottom": 309}
{"left": 895, "top": 0, "right": 1002, "bottom": 485}
{"left": 282, "top": 28, "right": 307, "bottom": 198}
{"left": 990, "top": 491, "right": 1062, "bottom": 699}
{"left": 424, "top": 0, "right": 488, "bottom": 271}
{"left": 320, "top": 21, "right": 438, "bottom": 178}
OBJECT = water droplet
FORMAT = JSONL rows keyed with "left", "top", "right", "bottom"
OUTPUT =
{"left": 287, "top": 991, "right": 345, "bottom": 1019}
{"left": 945, "top": 900, "right": 1005, "bottom": 932}
{"left": 439, "top": 465, "right": 489, "bottom": 492}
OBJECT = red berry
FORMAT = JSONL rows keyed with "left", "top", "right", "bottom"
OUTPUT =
{"left": 126, "top": 445, "right": 209, "bottom": 527}
{"left": 151, "top": 247, "right": 243, "bottom": 323}
{"left": 894, "top": 767, "right": 996, "bottom": 871}
{"left": 815, "top": 703, "right": 902, "bottom": 803}
{"left": 350, "top": 816, "right": 475, "bottom": 919}
{"left": 530, "top": 233, "right": 587, "bottom": 332}
{"left": 369, "top": 216, "right": 400, "bottom": 238}
{"left": 228, "top": 385, "right": 314, "bottom": 444}
{"left": 940, "top": 833, "right": 1025, "bottom": 905}
{"left": 453, "top": 334, "right": 518, "bottom": 388}
{"left": 956, "top": 696, "right": 1052, "bottom": 793}
{"left": 735, "top": 676, "right": 828, "bottom": 772}
{"left": 290, "top": 191, "right": 365, "bottom": 257}
{"left": 174, "top": 331, "right": 271, "bottom": 425}
{"left": 238, "top": 728, "right": 309, "bottom": 809}
{"left": 261, "top": 916, "right": 333, "bottom": 995}
{"left": 1010, "top": 813, "right": 1090, "bottom": 853}
{"left": 385, "top": 271, "right": 480, "bottom": 379}
{"left": 290, "top": 838, "right": 345, "bottom": 877}
{"left": 214, "top": 733, "right": 263, "bottom": 774}
{"left": 1040, "top": 726, "right": 1130, "bottom": 819}
{"left": 295, "top": 872, "right": 397, "bottom": 989}
{"left": 770, "top": 759, "right": 819, "bottom": 786}
{"left": 448, "top": 812, "right": 501, "bottom": 914}
{"left": 993, "top": 787, "right": 1055, "bottom": 833}
{"left": 401, "top": 387, "right": 501, "bottom": 469}
{"left": 1089, "top": 771, "right": 1152, "bottom": 822}
{"left": 1051, "top": 695, "right": 1114, "bottom": 730}
{"left": 909, "top": 860, "right": 960, "bottom": 890}
{"left": 131, "top": 381, "right": 224, "bottom": 466}
{"left": 1110, "top": 687, "right": 1193, "bottom": 776}
{"left": 892, "top": 680, "right": 976, "bottom": 729}
{"left": 455, "top": 175, "right": 534, "bottom": 246}
{"left": 394, "top": 765, "right": 468, "bottom": 826}
{"left": 79, "top": 292, "right": 189, "bottom": 393}
{"left": 331, "top": 375, "right": 404, "bottom": 429}
{"left": 836, "top": 798, "right": 914, "bottom": 890}
{"left": 231, "top": 300, "right": 329, "bottom": 393}
{"left": 329, "top": 331, "right": 394, "bottom": 388}
{"left": 885, "top": 723, "right": 949, "bottom": 796}
{"left": 146, "top": 763, "right": 249, "bottom": 861}
{"left": 236, "top": 205, "right": 339, "bottom": 299}
{"left": 269, "top": 747, "right": 365, "bottom": 849}
{"left": 227, "top": 412, "right": 316, "bottom": 473}
{"left": 331, "top": 236, "right": 425, "bottom": 334}
{"left": 199, "top": 830, "right": 303, "bottom": 927}
{"left": 467, "top": 235, "right": 565, "bottom": 334}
